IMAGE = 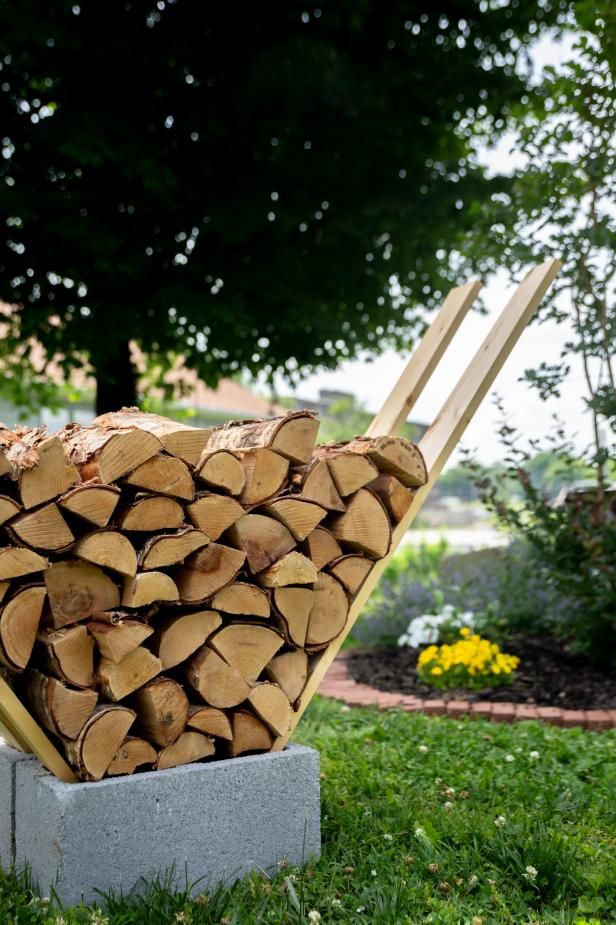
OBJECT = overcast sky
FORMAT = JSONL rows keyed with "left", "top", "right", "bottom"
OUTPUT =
{"left": 275, "top": 31, "right": 591, "bottom": 467}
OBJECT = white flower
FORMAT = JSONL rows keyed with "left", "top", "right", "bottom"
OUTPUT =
{"left": 494, "top": 815, "right": 507, "bottom": 828}
{"left": 383, "top": 833, "right": 393, "bottom": 841}
{"left": 331, "top": 898, "right": 342, "bottom": 907}
{"left": 341, "top": 705, "right": 351, "bottom": 713}
{"left": 505, "top": 754, "right": 515, "bottom": 763}
{"left": 445, "top": 787, "right": 455, "bottom": 798}
{"left": 356, "top": 906, "right": 366, "bottom": 913}
{"left": 524, "top": 865, "right": 538, "bottom": 881}
{"left": 529, "top": 751, "right": 540, "bottom": 760}
{"left": 90, "top": 911, "right": 109, "bottom": 925}
{"left": 514, "top": 746, "right": 523, "bottom": 753}
{"left": 308, "top": 912, "right": 321, "bottom": 923}
{"left": 468, "top": 874, "right": 479, "bottom": 887}
{"left": 435, "top": 777, "right": 443, "bottom": 785}
{"left": 417, "top": 744, "right": 429, "bottom": 753}
{"left": 414, "top": 827, "right": 426, "bottom": 837}
{"left": 371, "top": 869, "right": 377, "bottom": 877}
{"left": 443, "top": 801, "right": 454, "bottom": 811}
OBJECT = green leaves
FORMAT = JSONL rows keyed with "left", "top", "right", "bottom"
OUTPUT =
{"left": 0, "top": 1, "right": 569, "bottom": 410}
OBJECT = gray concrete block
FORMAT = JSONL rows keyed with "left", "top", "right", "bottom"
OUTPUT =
{"left": 15, "top": 744, "right": 320, "bottom": 907}
{"left": 0, "top": 740, "right": 36, "bottom": 870}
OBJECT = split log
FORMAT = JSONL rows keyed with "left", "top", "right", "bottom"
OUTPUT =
{"left": 305, "top": 573, "right": 349, "bottom": 649}
{"left": 368, "top": 474, "right": 415, "bottom": 523}
{"left": 303, "top": 527, "right": 342, "bottom": 570}
{"left": 149, "top": 610, "right": 222, "bottom": 670}
{"left": 174, "top": 544, "right": 246, "bottom": 604}
{"left": 8, "top": 503, "right": 74, "bottom": 552}
{"left": 248, "top": 683, "right": 292, "bottom": 736}
{"left": 225, "top": 514, "right": 295, "bottom": 574}
{"left": 187, "top": 705, "right": 233, "bottom": 740}
{"left": 237, "top": 449, "right": 289, "bottom": 506}
{"left": 185, "top": 646, "right": 251, "bottom": 708}
{"left": 209, "top": 623, "right": 283, "bottom": 684}
{"left": 328, "top": 554, "right": 373, "bottom": 595}
{"left": 328, "top": 488, "right": 392, "bottom": 559}
{"left": 59, "top": 423, "right": 162, "bottom": 484}
{"left": 121, "top": 571, "right": 179, "bottom": 608}
{"left": 97, "top": 647, "right": 162, "bottom": 701}
{"left": 26, "top": 669, "right": 98, "bottom": 739}
{"left": 94, "top": 408, "right": 210, "bottom": 466}
{"left": 88, "top": 618, "right": 154, "bottom": 663}
{"left": 73, "top": 530, "right": 138, "bottom": 577}
{"left": 0, "top": 547, "right": 48, "bottom": 580}
{"left": 186, "top": 493, "right": 243, "bottom": 540}
{"left": 211, "top": 583, "right": 270, "bottom": 618}
{"left": 227, "top": 711, "right": 273, "bottom": 757}
{"left": 0, "top": 583, "right": 8, "bottom": 604}
{"left": 156, "top": 731, "right": 215, "bottom": 770}
{"left": 206, "top": 411, "right": 319, "bottom": 465}
{"left": 65, "top": 704, "right": 136, "bottom": 780}
{"left": 0, "top": 426, "right": 26, "bottom": 477}
{"left": 0, "top": 585, "right": 46, "bottom": 670}
{"left": 261, "top": 498, "right": 326, "bottom": 541}
{"left": 116, "top": 494, "right": 184, "bottom": 532}
{"left": 129, "top": 676, "right": 189, "bottom": 747}
{"left": 0, "top": 495, "right": 21, "bottom": 526}
{"left": 106, "top": 737, "right": 157, "bottom": 776}
{"left": 257, "top": 552, "right": 317, "bottom": 588}
{"left": 321, "top": 436, "right": 427, "bottom": 487}
{"left": 290, "top": 459, "right": 346, "bottom": 512}
{"left": 196, "top": 449, "right": 245, "bottom": 496}
{"left": 265, "top": 649, "right": 309, "bottom": 705}
{"left": 45, "top": 559, "right": 120, "bottom": 628}
{"left": 58, "top": 483, "right": 121, "bottom": 527}
{"left": 7, "top": 432, "right": 81, "bottom": 509}
{"left": 139, "top": 527, "right": 209, "bottom": 570}
{"left": 124, "top": 455, "right": 194, "bottom": 501}
{"left": 312, "top": 447, "right": 378, "bottom": 497}
{"left": 37, "top": 625, "right": 95, "bottom": 688}
{"left": 272, "top": 587, "right": 313, "bottom": 647}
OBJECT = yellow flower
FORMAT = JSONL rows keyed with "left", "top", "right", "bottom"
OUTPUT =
{"left": 431, "top": 667, "right": 443, "bottom": 676}
{"left": 460, "top": 627, "right": 471, "bottom": 638}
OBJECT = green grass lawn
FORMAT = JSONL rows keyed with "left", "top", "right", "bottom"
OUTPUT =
{"left": 2, "top": 698, "right": 615, "bottom": 924}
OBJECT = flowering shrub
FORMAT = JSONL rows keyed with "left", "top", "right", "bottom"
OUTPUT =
{"left": 416, "top": 628, "right": 520, "bottom": 690}
{"left": 397, "top": 604, "right": 475, "bottom": 648}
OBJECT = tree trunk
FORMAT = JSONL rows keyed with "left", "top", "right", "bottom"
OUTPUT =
{"left": 94, "top": 341, "right": 138, "bottom": 415}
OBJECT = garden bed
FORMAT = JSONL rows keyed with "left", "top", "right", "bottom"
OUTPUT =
{"left": 347, "top": 634, "right": 616, "bottom": 710}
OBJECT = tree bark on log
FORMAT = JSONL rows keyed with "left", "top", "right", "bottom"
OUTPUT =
{"left": 59, "top": 423, "right": 162, "bottom": 484}
{"left": 94, "top": 408, "right": 210, "bottom": 466}
{"left": 206, "top": 411, "right": 319, "bottom": 465}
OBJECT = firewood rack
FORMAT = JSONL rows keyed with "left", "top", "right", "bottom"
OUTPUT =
{"left": 0, "top": 259, "right": 561, "bottom": 782}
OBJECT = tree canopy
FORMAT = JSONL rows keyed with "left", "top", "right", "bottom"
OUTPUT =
{"left": 1, "top": 0, "right": 566, "bottom": 412}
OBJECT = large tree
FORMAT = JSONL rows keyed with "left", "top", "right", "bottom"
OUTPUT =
{"left": 0, "top": 0, "right": 565, "bottom": 413}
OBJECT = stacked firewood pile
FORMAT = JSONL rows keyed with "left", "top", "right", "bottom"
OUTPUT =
{"left": 0, "top": 409, "right": 426, "bottom": 780}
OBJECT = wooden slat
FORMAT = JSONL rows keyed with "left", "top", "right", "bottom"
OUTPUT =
{"left": 0, "top": 714, "right": 27, "bottom": 752}
{"left": 0, "top": 676, "right": 78, "bottom": 782}
{"left": 366, "top": 279, "right": 482, "bottom": 437}
{"left": 274, "top": 258, "right": 561, "bottom": 751}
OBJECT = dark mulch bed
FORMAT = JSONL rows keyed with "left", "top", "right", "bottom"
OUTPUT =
{"left": 347, "top": 635, "right": 616, "bottom": 710}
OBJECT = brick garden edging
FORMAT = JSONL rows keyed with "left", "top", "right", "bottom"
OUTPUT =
{"left": 318, "top": 653, "right": 616, "bottom": 731}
